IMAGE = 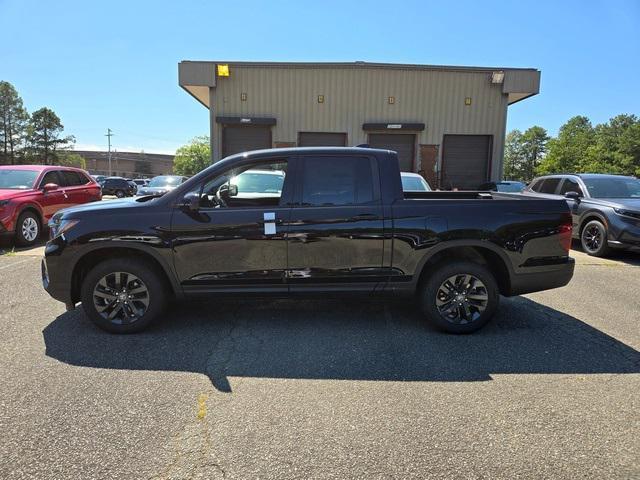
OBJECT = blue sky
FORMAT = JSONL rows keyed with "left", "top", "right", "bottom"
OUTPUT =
{"left": 1, "top": 0, "right": 638, "bottom": 154}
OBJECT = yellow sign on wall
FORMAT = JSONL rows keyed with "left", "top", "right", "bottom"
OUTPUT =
{"left": 217, "top": 64, "right": 230, "bottom": 77}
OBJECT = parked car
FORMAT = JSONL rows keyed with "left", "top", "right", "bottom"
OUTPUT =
{"left": 136, "top": 175, "right": 187, "bottom": 197}
{"left": 523, "top": 173, "right": 640, "bottom": 256}
{"left": 91, "top": 174, "right": 107, "bottom": 184}
{"left": 401, "top": 172, "right": 432, "bottom": 192}
{"left": 0, "top": 165, "right": 101, "bottom": 246}
{"left": 42, "top": 147, "right": 574, "bottom": 334}
{"left": 478, "top": 181, "right": 526, "bottom": 193}
{"left": 132, "top": 179, "right": 149, "bottom": 187}
{"left": 100, "top": 177, "right": 136, "bottom": 198}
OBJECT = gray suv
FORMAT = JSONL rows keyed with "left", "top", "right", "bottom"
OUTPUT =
{"left": 523, "top": 174, "right": 640, "bottom": 256}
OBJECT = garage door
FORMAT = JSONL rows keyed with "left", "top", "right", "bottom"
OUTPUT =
{"left": 298, "top": 132, "right": 347, "bottom": 147}
{"left": 222, "top": 125, "right": 272, "bottom": 157}
{"left": 441, "top": 135, "right": 492, "bottom": 190}
{"left": 368, "top": 134, "right": 415, "bottom": 172}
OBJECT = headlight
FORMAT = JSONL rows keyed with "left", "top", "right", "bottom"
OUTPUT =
{"left": 48, "top": 218, "right": 79, "bottom": 239}
{"left": 613, "top": 208, "right": 640, "bottom": 220}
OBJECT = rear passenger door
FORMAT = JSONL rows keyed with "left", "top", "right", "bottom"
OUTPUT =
{"left": 286, "top": 154, "right": 385, "bottom": 291}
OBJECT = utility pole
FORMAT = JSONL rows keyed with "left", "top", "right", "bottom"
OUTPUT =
{"left": 105, "top": 128, "right": 114, "bottom": 175}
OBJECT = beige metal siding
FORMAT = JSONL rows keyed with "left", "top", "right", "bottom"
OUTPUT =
{"left": 209, "top": 65, "right": 510, "bottom": 179}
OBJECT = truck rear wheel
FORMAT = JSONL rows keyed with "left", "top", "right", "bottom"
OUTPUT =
{"left": 80, "top": 258, "right": 167, "bottom": 333}
{"left": 419, "top": 261, "right": 499, "bottom": 334}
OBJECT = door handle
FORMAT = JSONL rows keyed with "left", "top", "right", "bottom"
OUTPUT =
{"left": 350, "top": 214, "right": 378, "bottom": 221}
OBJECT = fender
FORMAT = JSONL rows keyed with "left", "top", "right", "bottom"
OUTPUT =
{"left": 68, "top": 239, "right": 184, "bottom": 300}
{"left": 578, "top": 209, "right": 608, "bottom": 233}
{"left": 408, "top": 239, "right": 515, "bottom": 290}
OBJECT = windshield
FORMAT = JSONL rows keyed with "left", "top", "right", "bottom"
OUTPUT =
{"left": 401, "top": 175, "right": 431, "bottom": 191}
{"left": 582, "top": 177, "right": 640, "bottom": 198}
{"left": 0, "top": 169, "right": 39, "bottom": 189}
{"left": 148, "top": 176, "right": 183, "bottom": 187}
{"left": 231, "top": 171, "right": 284, "bottom": 193}
{"left": 496, "top": 182, "right": 525, "bottom": 192}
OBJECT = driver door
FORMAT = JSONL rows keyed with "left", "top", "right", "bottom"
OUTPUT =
{"left": 170, "top": 157, "right": 294, "bottom": 294}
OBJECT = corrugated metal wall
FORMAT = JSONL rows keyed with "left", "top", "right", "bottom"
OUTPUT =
{"left": 208, "top": 65, "right": 510, "bottom": 179}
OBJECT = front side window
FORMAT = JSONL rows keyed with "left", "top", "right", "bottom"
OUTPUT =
{"left": 300, "top": 156, "right": 375, "bottom": 206}
{"left": 0, "top": 169, "right": 39, "bottom": 189}
{"left": 39, "top": 171, "right": 61, "bottom": 188}
{"left": 559, "top": 178, "right": 584, "bottom": 196}
{"left": 198, "top": 159, "right": 288, "bottom": 208}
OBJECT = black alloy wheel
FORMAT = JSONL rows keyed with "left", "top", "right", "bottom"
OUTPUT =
{"left": 420, "top": 261, "right": 499, "bottom": 334}
{"left": 81, "top": 258, "right": 167, "bottom": 333}
{"left": 581, "top": 220, "right": 611, "bottom": 257}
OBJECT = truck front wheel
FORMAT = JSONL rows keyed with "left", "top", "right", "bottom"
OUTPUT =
{"left": 419, "top": 261, "right": 499, "bottom": 334}
{"left": 80, "top": 258, "right": 168, "bottom": 333}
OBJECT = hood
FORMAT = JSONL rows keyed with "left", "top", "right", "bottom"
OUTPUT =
{"left": 135, "top": 186, "right": 176, "bottom": 196}
{"left": 589, "top": 198, "right": 640, "bottom": 211}
{"left": 55, "top": 197, "right": 146, "bottom": 218}
{"left": 0, "top": 188, "right": 35, "bottom": 201}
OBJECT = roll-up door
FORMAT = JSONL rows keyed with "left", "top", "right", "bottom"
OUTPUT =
{"left": 222, "top": 125, "right": 272, "bottom": 157}
{"left": 298, "top": 132, "right": 347, "bottom": 147}
{"left": 441, "top": 135, "right": 492, "bottom": 190}
{"left": 368, "top": 133, "right": 415, "bottom": 172}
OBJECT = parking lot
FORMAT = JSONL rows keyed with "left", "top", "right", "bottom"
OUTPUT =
{"left": 0, "top": 236, "right": 638, "bottom": 479}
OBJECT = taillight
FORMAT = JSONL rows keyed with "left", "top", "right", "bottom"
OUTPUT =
{"left": 559, "top": 214, "right": 573, "bottom": 253}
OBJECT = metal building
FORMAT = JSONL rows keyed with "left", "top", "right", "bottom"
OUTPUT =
{"left": 178, "top": 61, "right": 540, "bottom": 189}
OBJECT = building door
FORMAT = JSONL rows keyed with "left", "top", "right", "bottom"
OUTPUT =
{"left": 298, "top": 132, "right": 347, "bottom": 147}
{"left": 222, "top": 125, "right": 272, "bottom": 157}
{"left": 368, "top": 134, "right": 415, "bottom": 172}
{"left": 441, "top": 135, "right": 492, "bottom": 190}
{"left": 419, "top": 144, "right": 439, "bottom": 189}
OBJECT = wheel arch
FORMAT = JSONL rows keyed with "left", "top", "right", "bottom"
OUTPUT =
{"left": 69, "top": 245, "right": 181, "bottom": 304}
{"left": 413, "top": 242, "right": 512, "bottom": 296}
{"left": 579, "top": 211, "right": 608, "bottom": 236}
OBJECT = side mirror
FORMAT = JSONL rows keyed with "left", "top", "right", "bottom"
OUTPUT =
{"left": 219, "top": 183, "right": 238, "bottom": 197}
{"left": 181, "top": 192, "right": 200, "bottom": 211}
{"left": 43, "top": 183, "right": 59, "bottom": 192}
{"left": 565, "top": 191, "right": 582, "bottom": 200}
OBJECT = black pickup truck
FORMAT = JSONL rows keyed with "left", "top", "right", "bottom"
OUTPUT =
{"left": 42, "top": 147, "right": 575, "bottom": 334}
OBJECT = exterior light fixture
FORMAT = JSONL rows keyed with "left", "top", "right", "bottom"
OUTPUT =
{"left": 388, "top": 96, "right": 395, "bottom": 104}
{"left": 241, "top": 92, "right": 247, "bottom": 101}
{"left": 217, "top": 64, "right": 230, "bottom": 77}
{"left": 317, "top": 95, "right": 325, "bottom": 103}
{"left": 491, "top": 71, "right": 505, "bottom": 84}
{"left": 465, "top": 97, "right": 472, "bottom": 106}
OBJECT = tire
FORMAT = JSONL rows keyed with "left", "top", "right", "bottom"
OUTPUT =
{"left": 14, "top": 210, "right": 41, "bottom": 247}
{"left": 419, "top": 261, "right": 499, "bottom": 334}
{"left": 80, "top": 258, "right": 168, "bottom": 333}
{"left": 115, "top": 190, "right": 125, "bottom": 198}
{"left": 580, "top": 220, "right": 611, "bottom": 257}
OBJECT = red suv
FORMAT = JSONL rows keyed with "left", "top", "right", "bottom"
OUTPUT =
{"left": 0, "top": 165, "right": 102, "bottom": 246}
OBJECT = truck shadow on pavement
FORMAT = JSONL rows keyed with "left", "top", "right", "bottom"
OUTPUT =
{"left": 43, "top": 296, "right": 640, "bottom": 392}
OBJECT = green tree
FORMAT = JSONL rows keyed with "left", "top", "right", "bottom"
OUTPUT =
{"left": 173, "top": 136, "right": 210, "bottom": 176}
{"left": 503, "top": 126, "right": 548, "bottom": 181}
{"left": 537, "top": 116, "right": 594, "bottom": 175}
{"left": 57, "top": 151, "right": 86, "bottom": 169}
{"left": 27, "top": 107, "right": 75, "bottom": 165}
{"left": 0, "top": 81, "right": 29, "bottom": 165}
{"left": 503, "top": 129, "right": 523, "bottom": 180}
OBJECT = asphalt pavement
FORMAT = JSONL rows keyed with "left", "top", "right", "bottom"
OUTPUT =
{"left": 0, "top": 249, "right": 638, "bottom": 479}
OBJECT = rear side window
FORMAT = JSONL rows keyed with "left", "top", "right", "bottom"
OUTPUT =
{"left": 59, "top": 171, "right": 85, "bottom": 186}
{"left": 559, "top": 178, "right": 584, "bottom": 196}
{"left": 539, "top": 178, "right": 561, "bottom": 194}
{"left": 300, "top": 156, "right": 375, "bottom": 206}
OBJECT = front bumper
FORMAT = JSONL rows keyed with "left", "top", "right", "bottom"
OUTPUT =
{"left": 41, "top": 239, "right": 74, "bottom": 307}
{"left": 508, "top": 257, "right": 575, "bottom": 296}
